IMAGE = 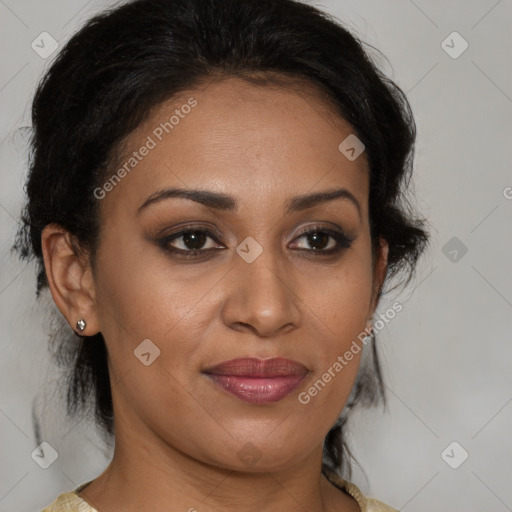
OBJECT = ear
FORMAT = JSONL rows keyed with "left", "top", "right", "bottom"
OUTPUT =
{"left": 41, "top": 224, "right": 101, "bottom": 336}
{"left": 366, "top": 236, "right": 389, "bottom": 330}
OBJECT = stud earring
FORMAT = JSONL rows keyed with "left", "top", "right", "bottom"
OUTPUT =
{"left": 76, "top": 319, "right": 86, "bottom": 333}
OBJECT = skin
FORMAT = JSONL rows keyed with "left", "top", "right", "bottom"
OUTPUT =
{"left": 41, "top": 76, "right": 388, "bottom": 512}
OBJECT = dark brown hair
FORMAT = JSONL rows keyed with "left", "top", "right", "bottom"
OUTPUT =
{"left": 13, "top": 0, "right": 429, "bottom": 479}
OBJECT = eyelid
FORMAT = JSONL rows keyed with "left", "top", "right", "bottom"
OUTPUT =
{"left": 157, "top": 222, "right": 355, "bottom": 258}
{"left": 292, "top": 223, "right": 353, "bottom": 240}
{"left": 289, "top": 225, "right": 355, "bottom": 252}
{"left": 157, "top": 222, "right": 352, "bottom": 243}
{"left": 157, "top": 223, "right": 225, "bottom": 242}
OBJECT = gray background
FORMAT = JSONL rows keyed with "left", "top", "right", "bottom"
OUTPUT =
{"left": 1, "top": 0, "right": 511, "bottom": 511}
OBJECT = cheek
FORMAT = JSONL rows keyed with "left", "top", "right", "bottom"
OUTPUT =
{"left": 301, "top": 248, "right": 373, "bottom": 410}
{"left": 296, "top": 272, "right": 371, "bottom": 429}
{"left": 94, "top": 226, "right": 191, "bottom": 335}
{"left": 310, "top": 250, "right": 374, "bottom": 345}
{"left": 93, "top": 236, "right": 223, "bottom": 393}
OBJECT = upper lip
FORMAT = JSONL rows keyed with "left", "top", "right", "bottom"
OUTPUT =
{"left": 202, "top": 357, "right": 309, "bottom": 377}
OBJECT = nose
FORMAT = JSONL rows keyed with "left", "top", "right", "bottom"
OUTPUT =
{"left": 221, "top": 246, "right": 301, "bottom": 338}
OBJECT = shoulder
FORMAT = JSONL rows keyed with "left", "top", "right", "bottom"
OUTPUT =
{"left": 343, "top": 481, "right": 399, "bottom": 512}
{"left": 40, "top": 483, "right": 97, "bottom": 512}
{"left": 42, "top": 473, "right": 398, "bottom": 512}
{"left": 323, "top": 467, "right": 399, "bottom": 512}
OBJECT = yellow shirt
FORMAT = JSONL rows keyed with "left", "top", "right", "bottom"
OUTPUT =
{"left": 40, "top": 468, "right": 398, "bottom": 512}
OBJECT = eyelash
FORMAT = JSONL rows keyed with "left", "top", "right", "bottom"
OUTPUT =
{"left": 158, "top": 225, "right": 354, "bottom": 259}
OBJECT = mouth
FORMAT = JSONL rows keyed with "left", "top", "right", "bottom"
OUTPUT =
{"left": 202, "top": 357, "right": 309, "bottom": 405}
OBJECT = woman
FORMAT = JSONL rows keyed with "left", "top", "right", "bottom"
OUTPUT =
{"left": 13, "top": 0, "right": 429, "bottom": 510}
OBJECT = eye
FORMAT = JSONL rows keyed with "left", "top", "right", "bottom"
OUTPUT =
{"left": 289, "top": 226, "right": 354, "bottom": 255}
{"left": 159, "top": 227, "right": 224, "bottom": 259}
{"left": 158, "top": 224, "right": 354, "bottom": 260}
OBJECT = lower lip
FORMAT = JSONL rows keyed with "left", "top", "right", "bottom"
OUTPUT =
{"left": 204, "top": 374, "right": 306, "bottom": 404}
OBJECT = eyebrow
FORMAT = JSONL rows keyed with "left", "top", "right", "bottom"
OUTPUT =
{"left": 137, "top": 187, "right": 361, "bottom": 218}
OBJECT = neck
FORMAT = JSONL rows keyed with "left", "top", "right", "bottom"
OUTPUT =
{"left": 77, "top": 422, "right": 358, "bottom": 512}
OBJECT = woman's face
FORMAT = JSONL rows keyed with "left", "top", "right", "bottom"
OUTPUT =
{"left": 89, "top": 77, "right": 387, "bottom": 471}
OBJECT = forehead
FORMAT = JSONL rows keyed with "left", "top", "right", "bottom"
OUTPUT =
{"left": 99, "top": 76, "right": 369, "bottom": 218}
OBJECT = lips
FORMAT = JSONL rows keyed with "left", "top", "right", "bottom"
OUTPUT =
{"left": 203, "top": 357, "right": 309, "bottom": 377}
{"left": 202, "top": 358, "right": 309, "bottom": 404}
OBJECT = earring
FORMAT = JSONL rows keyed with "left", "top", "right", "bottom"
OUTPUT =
{"left": 76, "top": 319, "right": 86, "bottom": 333}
